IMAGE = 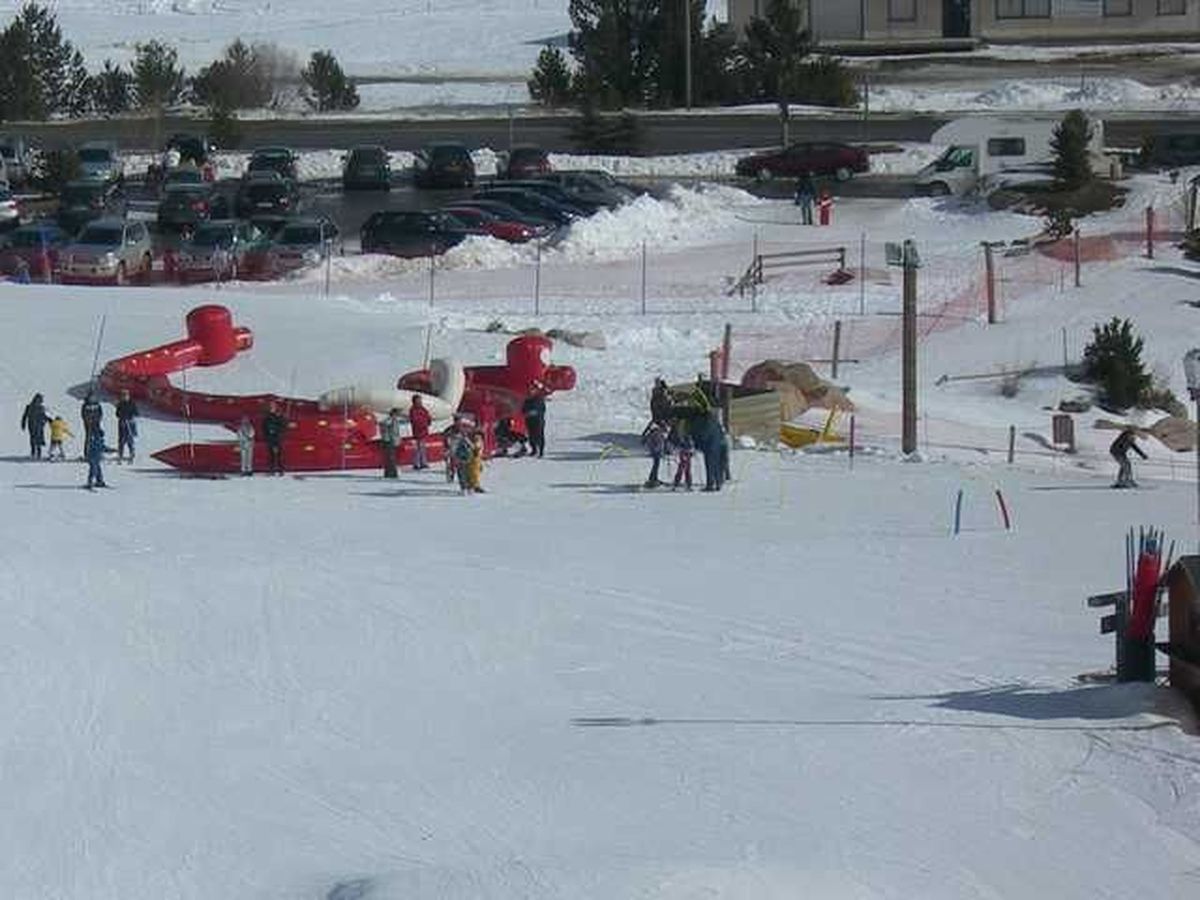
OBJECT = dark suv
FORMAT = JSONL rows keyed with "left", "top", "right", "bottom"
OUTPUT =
{"left": 413, "top": 143, "right": 475, "bottom": 189}
{"left": 246, "top": 147, "right": 299, "bottom": 182}
{"left": 735, "top": 142, "right": 869, "bottom": 181}
{"left": 157, "top": 183, "right": 230, "bottom": 232}
{"left": 343, "top": 145, "right": 391, "bottom": 191}
{"left": 360, "top": 210, "right": 465, "bottom": 258}
{"left": 56, "top": 179, "right": 124, "bottom": 235}
{"left": 234, "top": 173, "right": 300, "bottom": 224}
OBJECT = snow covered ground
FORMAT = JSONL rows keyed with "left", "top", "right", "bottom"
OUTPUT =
{"left": 3, "top": 169, "right": 1200, "bottom": 898}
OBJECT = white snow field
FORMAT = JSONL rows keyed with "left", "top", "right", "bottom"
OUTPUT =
{"left": 3, "top": 174, "right": 1200, "bottom": 899}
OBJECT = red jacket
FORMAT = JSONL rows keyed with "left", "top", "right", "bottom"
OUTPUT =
{"left": 409, "top": 402, "right": 432, "bottom": 439}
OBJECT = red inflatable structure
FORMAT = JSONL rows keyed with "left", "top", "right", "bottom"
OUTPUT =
{"left": 97, "top": 304, "right": 576, "bottom": 474}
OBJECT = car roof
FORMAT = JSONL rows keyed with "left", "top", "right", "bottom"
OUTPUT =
{"left": 251, "top": 146, "right": 294, "bottom": 157}
{"left": 63, "top": 179, "right": 108, "bottom": 190}
{"left": 80, "top": 217, "right": 129, "bottom": 229}
{"left": 78, "top": 140, "right": 117, "bottom": 151}
{"left": 164, "top": 183, "right": 210, "bottom": 194}
{"left": 243, "top": 169, "right": 285, "bottom": 181}
{"left": 350, "top": 144, "right": 386, "bottom": 153}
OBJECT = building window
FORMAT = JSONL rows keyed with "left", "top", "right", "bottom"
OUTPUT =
{"left": 889, "top": 0, "right": 917, "bottom": 21}
{"left": 987, "top": 138, "right": 1027, "bottom": 157}
{"left": 1158, "top": 0, "right": 1186, "bottom": 14}
{"left": 995, "top": 0, "right": 1051, "bottom": 17}
{"left": 1104, "top": 0, "right": 1132, "bottom": 15}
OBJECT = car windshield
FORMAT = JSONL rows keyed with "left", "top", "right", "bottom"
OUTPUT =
{"left": 79, "top": 148, "right": 113, "bottom": 163}
{"left": 432, "top": 146, "right": 469, "bottom": 163}
{"left": 9, "top": 229, "right": 58, "bottom": 247}
{"left": 77, "top": 226, "right": 123, "bottom": 245}
{"left": 245, "top": 184, "right": 285, "bottom": 201}
{"left": 190, "top": 226, "right": 234, "bottom": 247}
{"left": 279, "top": 225, "right": 323, "bottom": 244}
{"left": 352, "top": 149, "right": 384, "bottom": 164}
{"left": 61, "top": 186, "right": 101, "bottom": 205}
{"left": 250, "top": 153, "right": 290, "bottom": 169}
{"left": 167, "top": 170, "right": 203, "bottom": 184}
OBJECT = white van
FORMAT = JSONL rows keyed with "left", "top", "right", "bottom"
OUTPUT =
{"left": 915, "top": 115, "right": 1106, "bottom": 197}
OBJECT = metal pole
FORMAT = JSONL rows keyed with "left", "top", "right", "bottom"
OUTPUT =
{"left": 1195, "top": 395, "right": 1199, "bottom": 547}
{"left": 324, "top": 247, "right": 332, "bottom": 298}
{"left": 534, "top": 239, "right": 541, "bottom": 316}
{"left": 721, "top": 323, "right": 732, "bottom": 381}
{"left": 1146, "top": 205, "right": 1155, "bottom": 260}
{"left": 1073, "top": 227, "right": 1081, "bottom": 288}
{"left": 1062, "top": 326, "right": 1069, "bottom": 370}
{"left": 751, "top": 231, "right": 759, "bottom": 313}
{"left": 1008, "top": 425, "right": 1016, "bottom": 465}
{"left": 983, "top": 241, "right": 996, "bottom": 325}
{"left": 901, "top": 241, "right": 918, "bottom": 455}
{"left": 640, "top": 240, "right": 647, "bottom": 315}
{"left": 88, "top": 313, "right": 108, "bottom": 390}
{"left": 683, "top": 0, "right": 693, "bottom": 110}
{"left": 428, "top": 254, "right": 435, "bottom": 306}
{"left": 831, "top": 320, "right": 842, "bottom": 381}
{"left": 858, "top": 231, "right": 866, "bottom": 316}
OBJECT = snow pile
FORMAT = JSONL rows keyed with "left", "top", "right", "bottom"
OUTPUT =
{"left": 871, "top": 77, "right": 1200, "bottom": 113}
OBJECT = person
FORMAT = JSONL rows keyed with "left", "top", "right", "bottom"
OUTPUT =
{"left": 1110, "top": 427, "right": 1147, "bottom": 489}
{"left": 643, "top": 420, "right": 667, "bottom": 489}
{"left": 466, "top": 431, "right": 486, "bottom": 493}
{"left": 115, "top": 389, "right": 139, "bottom": 463}
{"left": 522, "top": 392, "right": 547, "bottom": 459}
{"left": 409, "top": 394, "right": 432, "bottom": 470}
{"left": 84, "top": 423, "right": 107, "bottom": 489}
{"left": 236, "top": 416, "right": 255, "bottom": 476}
{"left": 719, "top": 420, "right": 732, "bottom": 485}
{"left": 81, "top": 391, "right": 102, "bottom": 453}
{"left": 794, "top": 171, "right": 816, "bottom": 225}
{"left": 48, "top": 415, "right": 72, "bottom": 461}
{"left": 261, "top": 402, "right": 288, "bottom": 475}
{"left": 19, "top": 392, "right": 50, "bottom": 459}
{"left": 672, "top": 430, "right": 694, "bottom": 491}
{"left": 650, "top": 378, "right": 673, "bottom": 425}
{"left": 379, "top": 407, "right": 401, "bottom": 479}
{"left": 451, "top": 426, "right": 475, "bottom": 493}
{"left": 444, "top": 423, "right": 462, "bottom": 484}
{"left": 494, "top": 416, "right": 528, "bottom": 457}
{"left": 12, "top": 259, "right": 30, "bottom": 284}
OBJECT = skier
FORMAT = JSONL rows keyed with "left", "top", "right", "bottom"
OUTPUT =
{"left": 522, "top": 391, "right": 547, "bottom": 459}
{"left": 794, "top": 171, "right": 816, "bottom": 226}
{"left": 466, "top": 431, "right": 485, "bottom": 493}
{"left": 409, "top": 394, "right": 432, "bottom": 470}
{"left": 84, "top": 424, "right": 107, "bottom": 489}
{"left": 48, "top": 415, "right": 72, "bottom": 461}
{"left": 19, "top": 392, "right": 50, "bottom": 459}
{"left": 494, "top": 416, "right": 528, "bottom": 457}
{"left": 672, "top": 429, "right": 694, "bottom": 491}
{"left": 650, "top": 377, "right": 673, "bottom": 425}
{"left": 80, "top": 391, "right": 102, "bottom": 453}
{"left": 643, "top": 420, "right": 667, "bottom": 489}
{"left": 236, "top": 415, "right": 255, "bottom": 476}
{"left": 1110, "top": 427, "right": 1147, "bottom": 489}
{"left": 115, "top": 389, "right": 139, "bottom": 463}
{"left": 261, "top": 402, "right": 288, "bottom": 475}
{"left": 379, "top": 407, "right": 401, "bottom": 479}
{"left": 451, "top": 426, "right": 474, "bottom": 493}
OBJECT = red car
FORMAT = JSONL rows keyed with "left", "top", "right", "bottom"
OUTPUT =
{"left": 497, "top": 145, "right": 552, "bottom": 180}
{"left": 0, "top": 224, "right": 69, "bottom": 279}
{"left": 735, "top": 141, "right": 869, "bottom": 181}
{"left": 441, "top": 205, "right": 541, "bottom": 243}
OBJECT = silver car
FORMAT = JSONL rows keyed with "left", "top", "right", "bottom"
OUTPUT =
{"left": 77, "top": 141, "right": 124, "bottom": 185}
{"left": 58, "top": 218, "right": 153, "bottom": 285}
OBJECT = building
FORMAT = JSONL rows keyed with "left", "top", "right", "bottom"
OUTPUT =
{"left": 728, "top": 1, "right": 1200, "bottom": 48}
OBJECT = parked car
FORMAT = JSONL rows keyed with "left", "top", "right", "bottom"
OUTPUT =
{"left": 360, "top": 210, "right": 466, "bottom": 257}
{"left": 413, "top": 143, "right": 476, "bottom": 189}
{"left": 1139, "top": 132, "right": 1200, "bottom": 169}
{"left": 269, "top": 216, "right": 341, "bottom": 273}
{"left": 171, "top": 220, "right": 272, "bottom": 283}
{"left": 536, "top": 170, "right": 638, "bottom": 209}
{"left": 496, "top": 145, "right": 551, "bottom": 180}
{"left": 0, "top": 135, "right": 35, "bottom": 187}
{"left": 162, "top": 167, "right": 207, "bottom": 191}
{"left": 0, "top": 223, "right": 68, "bottom": 278}
{"left": 0, "top": 186, "right": 20, "bottom": 229}
{"left": 735, "top": 142, "right": 869, "bottom": 181}
{"left": 454, "top": 198, "right": 557, "bottom": 233}
{"left": 56, "top": 179, "right": 124, "bottom": 235}
{"left": 342, "top": 145, "right": 391, "bottom": 191}
{"left": 58, "top": 218, "right": 153, "bottom": 285}
{"left": 246, "top": 146, "right": 299, "bottom": 182}
{"left": 496, "top": 180, "right": 599, "bottom": 216}
{"left": 77, "top": 140, "right": 124, "bottom": 185}
{"left": 472, "top": 187, "right": 578, "bottom": 227}
{"left": 234, "top": 172, "right": 300, "bottom": 222}
{"left": 157, "top": 183, "right": 230, "bottom": 232}
{"left": 440, "top": 205, "right": 543, "bottom": 243}
{"left": 166, "top": 133, "right": 215, "bottom": 168}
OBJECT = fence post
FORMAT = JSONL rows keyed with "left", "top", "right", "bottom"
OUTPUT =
{"left": 721, "top": 323, "right": 732, "bottom": 382}
{"left": 1007, "top": 425, "right": 1016, "bottom": 464}
{"left": 831, "top": 320, "right": 842, "bottom": 381}
{"left": 849, "top": 414, "right": 856, "bottom": 470}
{"left": 983, "top": 241, "right": 997, "bottom": 325}
{"left": 901, "top": 241, "right": 918, "bottom": 456}
{"left": 428, "top": 254, "right": 435, "bottom": 306}
{"left": 859, "top": 231, "right": 866, "bottom": 316}
{"left": 1073, "top": 227, "right": 1081, "bottom": 288}
{"left": 751, "top": 231, "right": 759, "bottom": 313}
{"left": 1146, "top": 205, "right": 1155, "bottom": 260}
{"left": 640, "top": 240, "right": 647, "bottom": 315}
{"left": 534, "top": 239, "right": 542, "bottom": 316}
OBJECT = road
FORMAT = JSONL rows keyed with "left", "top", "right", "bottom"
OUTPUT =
{"left": 14, "top": 111, "right": 1200, "bottom": 155}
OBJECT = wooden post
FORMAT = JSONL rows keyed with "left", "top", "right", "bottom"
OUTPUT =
{"left": 751, "top": 232, "right": 759, "bottom": 313}
{"left": 902, "top": 241, "right": 918, "bottom": 455}
{"left": 831, "top": 319, "right": 842, "bottom": 381}
{"left": 1007, "top": 425, "right": 1016, "bottom": 465}
{"left": 1073, "top": 227, "right": 1081, "bottom": 288}
{"left": 983, "top": 241, "right": 997, "bottom": 325}
{"left": 849, "top": 414, "right": 856, "bottom": 469}
{"left": 1146, "top": 205, "right": 1155, "bottom": 260}
{"left": 721, "top": 323, "right": 732, "bottom": 382}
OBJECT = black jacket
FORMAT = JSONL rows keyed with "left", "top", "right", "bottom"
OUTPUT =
{"left": 21, "top": 400, "right": 49, "bottom": 437}
{"left": 1110, "top": 430, "right": 1147, "bottom": 459}
{"left": 81, "top": 397, "right": 102, "bottom": 431}
{"left": 262, "top": 411, "right": 288, "bottom": 445}
{"left": 522, "top": 396, "right": 546, "bottom": 423}
{"left": 116, "top": 399, "right": 139, "bottom": 422}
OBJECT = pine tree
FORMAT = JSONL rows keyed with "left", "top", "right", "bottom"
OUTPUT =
{"left": 568, "top": 0, "right": 663, "bottom": 109}
{"left": 133, "top": 40, "right": 186, "bottom": 109}
{"left": 1082, "top": 317, "right": 1151, "bottom": 410}
{"left": 192, "top": 40, "right": 276, "bottom": 110}
{"left": 739, "top": 0, "right": 811, "bottom": 141}
{"left": 91, "top": 60, "right": 132, "bottom": 115}
{"left": 1051, "top": 110, "right": 1094, "bottom": 192}
{"left": 528, "top": 45, "right": 573, "bottom": 107}
{"left": 301, "top": 50, "right": 359, "bottom": 112}
{"left": 0, "top": 3, "right": 91, "bottom": 119}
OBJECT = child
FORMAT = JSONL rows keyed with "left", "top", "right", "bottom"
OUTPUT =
{"left": 672, "top": 432, "right": 694, "bottom": 491}
{"left": 452, "top": 429, "right": 474, "bottom": 494}
{"left": 643, "top": 421, "right": 666, "bottom": 489}
{"left": 237, "top": 416, "right": 256, "bottom": 476}
{"left": 48, "top": 415, "right": 72, "bottom": 461}
{"left": 466, "top": 431, "right": 485, "bottom": 494}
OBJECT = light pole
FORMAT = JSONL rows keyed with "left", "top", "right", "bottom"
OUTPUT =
{"left": 1185, "top": 348, "right": 1200, "bottom": 547}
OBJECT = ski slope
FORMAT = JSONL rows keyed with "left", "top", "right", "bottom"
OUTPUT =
{"left": 2, "top": 176, "right": 1200, "bottom": 898}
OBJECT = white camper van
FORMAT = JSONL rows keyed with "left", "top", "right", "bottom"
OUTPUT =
{"left": 915, "top": 115, "right": 1106, "bottom": 197}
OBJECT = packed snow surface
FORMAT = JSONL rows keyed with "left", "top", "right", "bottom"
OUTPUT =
{"left": 3, "top": 168, "right": 1200, "bottom": 898}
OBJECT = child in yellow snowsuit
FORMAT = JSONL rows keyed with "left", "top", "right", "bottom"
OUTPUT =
{"left": 465, "top": 432, "right": 485, "bottom": 493}
{"left": 48, "top": 416, "right": 72, "bottom": 461}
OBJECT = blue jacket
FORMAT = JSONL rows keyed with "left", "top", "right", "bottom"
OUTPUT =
{"left": 85, "top": 427, "right": 106, "bottom": 462}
